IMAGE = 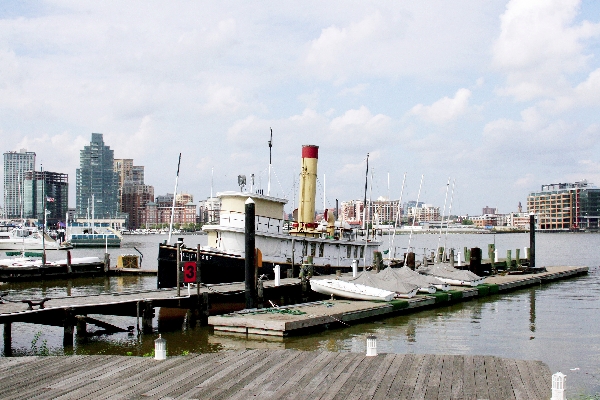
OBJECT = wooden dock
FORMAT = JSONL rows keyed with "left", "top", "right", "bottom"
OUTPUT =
{"left": 0, "top": 350, "right": 551, "bottom": 399}
{"left": 209, "top": 265, "right": 589, "bottom": 336}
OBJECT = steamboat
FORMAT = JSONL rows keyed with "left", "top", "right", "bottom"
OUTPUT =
{"left": 157, "top": 145, "right": 382, "bottom": 287}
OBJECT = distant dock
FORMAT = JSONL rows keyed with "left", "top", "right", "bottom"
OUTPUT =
{"left": 0, "top": 350, "right": 551, "bottom": 399}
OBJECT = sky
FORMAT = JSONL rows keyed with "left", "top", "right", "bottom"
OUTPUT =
{"left": 1, "top": 0, "right": 600, "bottom": 217}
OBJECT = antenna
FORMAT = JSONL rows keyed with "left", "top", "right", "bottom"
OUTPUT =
{"left": 267, "top": 128, "right": 273, "bottom": 196}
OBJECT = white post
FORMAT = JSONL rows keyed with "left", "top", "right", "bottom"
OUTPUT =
{"left": 366, "top": 335, "right": 377, "bottom": 357}
{"left": 551, "top": 372, "right": 566, "bottom": 400}
{"left": 154, "top": 334, "right": 166, "bottom": 360}
{"left": 457, "top": 251, "right": 462, "bottom": 267}
{"left": 274, "top": 264, "right": 280, "bottom": 286}
{"left": 352, "top": 259, "right": 358, "bottom": 277}
{"left": 494, "top": 249, "right": 499, "bottom": 263}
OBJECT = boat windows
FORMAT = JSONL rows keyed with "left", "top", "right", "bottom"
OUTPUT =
{"left": 319, "top": 243, "right": 324, "bottom": 257}
{"left": 302, "top": 241, "right": 308, "bottom": 256}
{"left": 346, "top": 245, "right": 351, "bottom": 258}
{"left": 360, "top": 246, "right": 364, "bottom": 258}
{"left": 310, "top": 242, "right": 316, "bottom": 256}
{"left": 354, "top": 246, "right": 358, "bottom": 258}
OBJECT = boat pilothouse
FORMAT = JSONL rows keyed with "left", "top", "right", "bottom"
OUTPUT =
{"left": 157, "top": 144, "right": 382, "bottom": 287}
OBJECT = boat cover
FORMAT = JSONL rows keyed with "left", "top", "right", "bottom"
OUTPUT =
{"left": 418, "top": 264, "right": 482, "bottom": 282}
{"left": 347, "top": 270, "right": 418, "bottom": 295}
{"left": 382, "top": 266, "right": 444, "bottom": 288}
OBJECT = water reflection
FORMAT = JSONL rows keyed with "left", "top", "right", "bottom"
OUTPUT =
{"left": 529, "top": 289, "right": 536, "bottom": 338}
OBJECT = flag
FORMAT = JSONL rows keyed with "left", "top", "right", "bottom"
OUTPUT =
{"left": 46, "top": 197, "right": 55, "bottom": 202}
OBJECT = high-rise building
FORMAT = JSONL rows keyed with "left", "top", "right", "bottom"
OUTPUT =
{"left": 3, "top": 149, "right": 36, "bottom": 218}
{"left": 76, "top": 133, "right": 118, "bottom": 219}
{"left": 114, "top": 159, "right": 154, "bottom": 230}
{"left": 23, "top": 171, "right": 68, "bottom": 226}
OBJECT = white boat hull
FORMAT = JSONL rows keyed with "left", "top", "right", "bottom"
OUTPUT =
{"left": 310, "top": 279, "right": 396, "bottom": 301}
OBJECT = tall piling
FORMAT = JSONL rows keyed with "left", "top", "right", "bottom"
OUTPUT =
{"left": 245, "top": 198, "right": 256, "bottom": 309}
{"left": 529, "top": 213, "right": 536, "bottom": 269}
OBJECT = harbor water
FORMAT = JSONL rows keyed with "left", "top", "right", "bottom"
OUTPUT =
{"left": 1, "top": 232, "right": 598, "bottom": 397}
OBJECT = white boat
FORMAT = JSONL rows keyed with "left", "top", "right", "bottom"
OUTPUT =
{"left": 0, "top": 228, "right": 60, "bottom": 251}
{"left": 418, "top": 264, "right": 486, "bottom": 287}
{"left": 310, "top": 279, "right": 396, "bottom": 301}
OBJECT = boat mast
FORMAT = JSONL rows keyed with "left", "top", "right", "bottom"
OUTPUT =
{"left": 390, "top": 172, "right": 406, "bottom": 259}
{"left": 167, "top": 153, "right": 182, "bottom": 245}
{"left": 41, "top": 165, "right": 46, "bottom": 264}
{"left": 406, "top": 174, "right": 423, "bottom": 264}
{"left": 444, "top": 179, "right": 456, "bottom": 254}
{"left": 363, "top": 153, "right": 369, "bottom": 234}
{"left": 268, "top": 128, "right": 273, "bottom": 196}
{"left": 436, "top": 177, "right": 450, "bottom": 262}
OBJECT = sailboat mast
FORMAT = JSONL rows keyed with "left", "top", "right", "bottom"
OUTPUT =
{"left": 444, "top": 179, "right": 456, "bottom": 253}
{"left": 167, "top": 153, "right": 182, "bottom": 245}
{"left": 267, "top": 128, "right": 273, "bottom": 196}
{"left": 437, "top": 177, "right": 450, "bottom": 262}
{"left": 363, "top": 153, "right": 369, "bottom": 231}
{"left": 406, "top": 174, "right": 424, "bottom": 263}
{"left": 41, "top": 165, "right": 46, "bottom": 264}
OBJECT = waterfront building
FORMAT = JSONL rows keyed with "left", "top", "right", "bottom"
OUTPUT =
{"left": 3, "top": 149, "right": 36, "bottom": 218}
{"left": 114, "top": 159, "right": 154, "bottom": 230}
{"left": 141, "top": 193, "right": 197, "bottom": 228}
{"left": 527, "top": 180, "right": 600, "bottom": 231}
{"left": 76, "top": 134, "right": 119, "bottom": 220}
{"left": 482, "top": 206, "right": 497, "bottom": 215}
{"left": 407, "top": 203, "right": 440, "bottom": 224}
{"left": 23, "top": 171, "right": 68, "bottom": 226}
{"left": 340, "top": 200, "right": 363, "bottom": 225}
{"left": 198, "top": 197, "right": 220, "bottom": 223}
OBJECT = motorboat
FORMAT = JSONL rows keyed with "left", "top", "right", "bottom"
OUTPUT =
{"left": 310, "top": 278, "right": 396, "bottom": 301}
{"left": 0, "top": 228, "right": 60, "bottom": 251}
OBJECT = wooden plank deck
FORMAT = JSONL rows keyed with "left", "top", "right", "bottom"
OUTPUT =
{"left": 0, "top": 351, "right": 552, "bottom": 400}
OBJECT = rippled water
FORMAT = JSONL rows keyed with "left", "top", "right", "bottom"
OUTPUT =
{"left": 1, "top": 233, "right": 599, "bottom": 397}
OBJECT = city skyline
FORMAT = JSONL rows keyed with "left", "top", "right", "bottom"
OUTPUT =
{"left": 1, "top": 1, "right": 600, "bottom": 216}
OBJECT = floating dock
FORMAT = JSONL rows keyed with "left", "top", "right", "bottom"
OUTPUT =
{"left": 0, "top": 350, "right": 551, "bottom": 400}
{"left": 209, "top": 265, "right": 588, "bottom": 336}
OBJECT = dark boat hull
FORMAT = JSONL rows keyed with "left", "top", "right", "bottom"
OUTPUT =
{"left": 157, "top": 244, "right": 355, "bottom": 288}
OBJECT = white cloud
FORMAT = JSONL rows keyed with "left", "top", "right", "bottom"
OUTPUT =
{"left": 409, "top": 88, "right": 471, "bottom": 124}
{"left": 330, "top": 106, "right": 390, "bottom": 134}
{"left": 493, "top": 0, "right": 600, "bottom": 101}
{"left": 201, "top": 84, "right": 245, "bottom": 115}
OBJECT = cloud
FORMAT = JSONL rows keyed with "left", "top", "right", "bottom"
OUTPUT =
{"left": 409, "top": 88, "right": 471, "bottom": 124}
{"left": 201, "top": 84, "right": 245, "bottom": 115}
{"left": 493, "top": 0, "right": 600, "bottom": 101}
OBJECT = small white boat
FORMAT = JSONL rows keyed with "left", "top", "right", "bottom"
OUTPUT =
{"left": 310, "top": 279, "right": 396, "bottom": 301}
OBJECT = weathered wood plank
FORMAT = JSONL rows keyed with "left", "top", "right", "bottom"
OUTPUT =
{"left": 423, "top": 354, "right": 443, "bottom": 400}
{"left": 473, "top": 355, "right": 490, "bottom": 400}
{"left": 355, "top": 353, "right": 395, "bottom": 400}
{"left": 268, "top": 351, "right": 339, "bottom": 399}
{"left": 411, "top": 354, "right": 436, "bottom": 399}
{"left": 462, "top": 355, "right": 476, "bottom": 400}
{"left": 437, "top": 354, "right": 454, "bottom": 400}
{"left": 368, "top": 354, "right": 407, "bottom": 400}
{"left": 394, "top": 353, "right": 422, "bottom": 399}
{"left": 450, "top": 353, "right": 464, "bottom": 400}
{"left": 501, "top": 357, "right": 529, "bottom": 400}
{"left": 296, "top": 353, "right": 362, "bottom": 400}
{"left": 326, "top": 356, "right": 373, "bottom": 400}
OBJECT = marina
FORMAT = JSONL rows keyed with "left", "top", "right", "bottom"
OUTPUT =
{"left": 0, "top": 233, "right": 598, "bottom": 397}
